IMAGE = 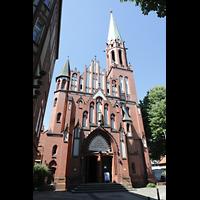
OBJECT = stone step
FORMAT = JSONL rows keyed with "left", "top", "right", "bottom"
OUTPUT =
{"left": 71, "top": 188, "right": 128, "bottom": 193}
{"left": 71, "top": 183, "right": 134, "bottom": 193}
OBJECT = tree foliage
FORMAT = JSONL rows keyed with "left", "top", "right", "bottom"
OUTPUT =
{"left": 139, "top": 85, "right": 166, "bottom": 160}
{"left": 120, "top": 0, "right": 166, "bottom": 18}
{"left": 33, "top": 163, "right": 51, "bottom": 191}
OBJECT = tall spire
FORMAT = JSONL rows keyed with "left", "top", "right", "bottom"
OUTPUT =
{"left": 56, "top": 57, "right": 71, "bottom": 80}
{"left": 107, "top": 11, "right": 122, "bottom": 43}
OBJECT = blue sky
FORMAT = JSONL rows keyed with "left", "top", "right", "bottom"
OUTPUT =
{"left": 43, "top": 0, "right": 166, "bottom": 130}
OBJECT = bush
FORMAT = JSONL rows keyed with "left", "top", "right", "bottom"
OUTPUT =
{"left": 146, "top": 183, "right": 156, "bottom": 188}
{"left": 161, "top": 172, "right": 166, "bottom": 176}
{"left": 161, "top": 171, "right": 166, "bottom": 182}
{"left": 33, "top": 163, "right": 51, "bottom": 191}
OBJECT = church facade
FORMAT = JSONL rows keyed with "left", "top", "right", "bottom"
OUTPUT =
{"left": 38, "top": 12, "right": 154, "bottom": 191}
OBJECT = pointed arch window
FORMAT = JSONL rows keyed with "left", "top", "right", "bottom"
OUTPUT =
{"left": 86, "top": 71, "right": 88, "bottom": 92}
{"left": 61, "top": 79, "right": 66, "bottom": 89}
{"left": 57, "top": 113, "right": 61, "bottom": 123}
{"left": 73, "top": 127, "right": 80, "bottom": 156}
{"left": 90, "top": 102, "right": 94, "bottom": 123}
{"left": 142, "top": 133, "right": 147, "bottom": 148}
{"left": 33, "top": 19, "right": 44, "bottom": 43}
{"left": 83, "top": 111, "right": 88, "bottom": 127}
{"left": 120, "top": 131, "right": 126, "bottom": 158}
{"left": 125, "top": 77, "right": 129, "bottom": 95}
{"left": 119, "top": 76, "right": 124, "bottom": 94}
{"left": 119, "top": 50, "right": 122, "bottom": 65}
{"left": 107, "top": 82, "right": 110, "bottom": 95}
{"left": 137, "top": 106, "right": 141, "bottom": 115}
{"left": 57, "top": 79, "right": 60, "bottom": 90}
{"left": 111, "top": 114, "right": 115, "bottom": 129}
{"left": 96, "top": 98, "right": 102, "bottom": 123}
{"left": 112, "top": 80, "right": 117, "bottom": 97}
{"left": 126, "top": 107, "right": 130, "bottom": 117}
{"left": 52, "top": 145, "right": 57, "bottom": 158}
{"left": 111, "top": 50, "right": 115, "bottom": 62}
{"left": 74, "top": 127, "right": 80, "bottom": 138}
{"left": 104, "top": 104, "right": 108, "bottom": 125}
{"left": 71, "top": 73, "right": 77, "bottom": 91}
{"left": 126, "top": 123, "right": 131, "bottom": 136}
{"left": 79, "top": 78, "right": 83, "bottom": 92}
{"left": 54, "top": 98, "right": 57, "bottom": 107}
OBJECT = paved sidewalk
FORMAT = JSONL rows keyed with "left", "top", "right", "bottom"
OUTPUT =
{"left": 33, "top": 185, "right": 166, "bottom": 200}
{"left": 131, "top": 186, "right": 166, "bottom": 200}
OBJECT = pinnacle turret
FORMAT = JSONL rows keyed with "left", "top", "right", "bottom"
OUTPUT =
{"left": 56, "top": 57, "right": 71, "bottom": 80}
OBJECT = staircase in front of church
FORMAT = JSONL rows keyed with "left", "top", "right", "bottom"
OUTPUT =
{"left": 71, "top": 182, "right": 135, "bottom": 193}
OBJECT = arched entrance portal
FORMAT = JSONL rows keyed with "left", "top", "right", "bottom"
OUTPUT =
{"left": 85, "top": 155, "right": 113, "bottom": 183}
{"left": 83, "top": 127, "right": 119, "bottom": 183}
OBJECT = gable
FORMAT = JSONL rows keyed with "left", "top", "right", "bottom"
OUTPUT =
{"left": 92, "top": 89, "right": 107, "bottom": 100}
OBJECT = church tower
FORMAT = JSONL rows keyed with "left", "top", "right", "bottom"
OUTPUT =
{"left": 105, "top": 11, "right": 137, "bottom": 103}
{"left": 37, "top": 11, "right": 154, "bottom": 191}
{"left": 106, "top": 11, "right": 129, "bottom": 72}
{"left": 48, "top": 57, "right": 71, "bottom": 133}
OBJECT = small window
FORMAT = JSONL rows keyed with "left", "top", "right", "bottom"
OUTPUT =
{"left": 142, "top": 133, "right": 147, "bottom": 148}
{"left": 119, "top": 76, "right": 124, "bottom": 94}
{"left": 120, "top": 132, "right": 126, "bottom": 158}
{"left": 111, "top": 51, "right": 115, "bottom": 62}
{"left": 57, "top": 79, "right": 60, "bottom": 90}
{"left": 104, "top": 104, "right": 108, "bottom": 125}
{"left": 125, "top": 77, "right": 129, "bottom": 95}
{"left": 44, "top": 0, "right": 52, "bottom": 8}
{"left": 111, "top": 114, "right": 115, "bottom": 129}
{"left": 137, "top": 107, "right": 141, "bottom": 115}
{"left": 96, "top": 98, "right": 102, "bottom": 123}
{"left": 71, "top": 73, "right": 77, "bottom": 91}
{"left": 74, "top": 127, "right": 77, "bottom": 138}
{"left": 143, "top": 138, "right": 147, "bottom": 148}
{"left": 127, "top": 123, "right": 130, "bottom": 136}
{"left": 61, "top": 79, "right": 66, "bottom": 89}
{"left": 126, "top": 107, "right": 130, "bottom": 117}
{"left": 83, "top": 111, "right": 88, "bottom": 127}
{"left": 54, "top": 98, "right": 57, "bottom": 107}
{"left": 107, "top": 82, "right": 110, "bottom": 95}
{"left": 79, "top": 78, "right": 83, "bottom": 91}
{"left": 57, "top": 113, "right": 61, "bottom": 123}
{"left": 74, "top": 127, "right": 80, "bottom": 139}
{"left": 112, "top": 80, "right": 117, "bottom": 97}
{"left": 90, "top": 102, "right": 94, "bottom": 123}
{"left": 73, "top": 128, "right": 80, "bottom": 156}
{"left": 33, "top": 19, "right": 44, "bottom": 43}
{"left": 52, "top": 145, "right": 57, "bottom": 158}
{"left": 78, "top": 100, "right": 83, "bottom": 109}
{"left": 119, "top": 50, "right": 122, "bottom": 65}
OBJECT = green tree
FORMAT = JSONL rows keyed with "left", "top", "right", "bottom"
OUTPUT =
{"left": 120, "top": 0, "right": 166, "bottom": 18}
{"left": 33, "top": 163, "right": 51, "bottom": 191}
{"left": 139, "top": 85, "right": 166, "bottom": 160}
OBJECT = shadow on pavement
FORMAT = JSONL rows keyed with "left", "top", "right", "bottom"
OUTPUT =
{"left": 33, "top": 190, "right": 157, "bottom": 200}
